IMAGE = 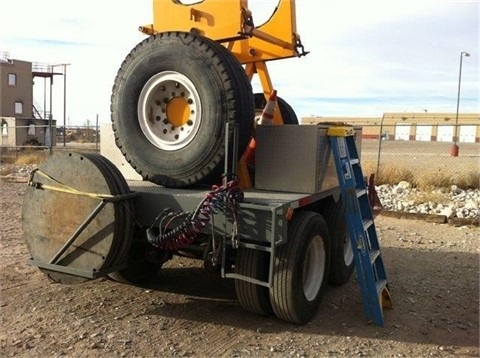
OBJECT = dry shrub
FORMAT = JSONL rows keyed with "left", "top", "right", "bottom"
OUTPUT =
{"left": 452, "top": 171, "right": 480, "bottom": 189}
{"left": 0, "top": 154, "right": 16, "bottom": 164}
{"left": 380, "top": 165, "right": 415, "bottom": 186}
{"left": 362, "top": 161, "right": 415, "bottom": 186}
{"left": 415, "top": 169, "right": 453, "bottom": 189}
{"left": 362, "top": 161, "right": 376, "bottom": 178}
{"left": 406, "top": 190, "right": 449, "bottom": 205}
{"left": 362, "top": 159, "right": 479, "bottom": 189}
{"left": 14, "top": 150, "right": 49, "bottom": 165}
{"left": 416, "top": 168, "right": 479, "bottom": 189}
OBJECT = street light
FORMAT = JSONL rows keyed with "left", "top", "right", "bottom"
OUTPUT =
{"left": 451, "top": 51, "right": 470, "bottom": 157}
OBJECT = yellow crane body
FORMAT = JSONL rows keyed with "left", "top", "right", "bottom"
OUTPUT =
{"left": 140, "top": 0, "right": 303, "bottom": 64}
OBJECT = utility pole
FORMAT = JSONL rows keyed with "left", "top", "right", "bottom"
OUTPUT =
{"left": 451, "top": 51, "right": 470, "bottom": 157}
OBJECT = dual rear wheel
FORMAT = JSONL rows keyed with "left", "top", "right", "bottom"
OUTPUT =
{"left": 235, "top": 211, "right": 331, "bottom": 324}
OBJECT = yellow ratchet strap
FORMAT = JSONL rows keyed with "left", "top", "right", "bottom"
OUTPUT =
{"left": 28, "top": 168, "right": 114, "bottom": 200}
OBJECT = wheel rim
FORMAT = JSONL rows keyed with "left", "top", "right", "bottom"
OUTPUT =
{"left": 344, "top": 236, "right": 354, "bottom": 266}
{"left": 137, "top": 71, "right": 202, "bottom": 151}
{"left": 302, "top": 234, "right": 326, "bottom": 301}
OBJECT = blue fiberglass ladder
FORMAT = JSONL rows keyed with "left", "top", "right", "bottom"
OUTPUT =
{"left": 327, "top": 125, "right": 392, "bottom": 327}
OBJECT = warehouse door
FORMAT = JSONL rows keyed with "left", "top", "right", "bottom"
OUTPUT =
{"left": 459, "top": 125, "right": 476, "bottom": 143}
{"left": 415, "top": 125, "right": 432, "bottom": 141}
{"left": 395, "top": 123, "right": 410, "bottom": 140}
{"left": 437, "top": 125, "right": 453, "bottom": 142}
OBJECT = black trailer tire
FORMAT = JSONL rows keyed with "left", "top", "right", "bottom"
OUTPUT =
{"left": 111, "top": 32, "right": 254, "bottom": 188}
{"left": 327, "top": 199, "right": 355, "bottom": 285}
{"left": 254, "top": 93, "right": 298, "bottom": 124}
{"left": 108, "top": 241, "right": 165, "bottom": 284}
{"left": 270, "top": 211, "right": 330, "bottom": 324}
{"left": 234, "top": 247, "right": 273, "bottom": 316}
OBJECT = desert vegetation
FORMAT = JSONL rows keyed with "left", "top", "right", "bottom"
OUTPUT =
{"left": 362, "top": 160, "right": 479, "bottom": 189}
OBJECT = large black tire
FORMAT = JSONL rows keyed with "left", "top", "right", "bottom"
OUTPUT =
{"left": 254, "top": 93, "right": 298, "bottom": 124}
{"left": 234, "top": 247, "right": 273, "bottom": 316}
{"left": 111, "top": 32, "right": 254, "bottom": 188}
{"left": 108, "top": 241, "right": 168, "bottom": 284}
{"left": 270, "top": 211, "right": 331, "bottom": 324}
{"left": 326, "top": 199, "right": 355, "bottom": 285}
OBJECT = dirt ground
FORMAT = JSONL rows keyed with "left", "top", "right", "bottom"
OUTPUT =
{"left": 1, "top": 180, "right": 479, "bottom": 358}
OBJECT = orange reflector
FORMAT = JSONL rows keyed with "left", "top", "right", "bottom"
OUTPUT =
{"left": 285, "top": 207, "right": 294, "bottom": 221}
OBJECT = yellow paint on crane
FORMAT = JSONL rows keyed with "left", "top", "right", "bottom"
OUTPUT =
{"left": 141, "top": 0, "right": 303, "bottom": 64}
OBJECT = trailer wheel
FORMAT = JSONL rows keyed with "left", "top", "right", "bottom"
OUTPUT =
{"left": 234, "top": 248, "right": 273, "bottom": 316}
{"left": 108, "top": 241, "right": 168, "bottom": 284}
{"left": 270, "top": 211, "right": 330, "bottom": 324}
{"left": 254, "top": 93, "right": 298, "bottom": 124}
{"left": 111, "top": 32, "right": 254, "bottom": 188}
{"left": 327, "top": 199, "right": 354, "bottom": 285}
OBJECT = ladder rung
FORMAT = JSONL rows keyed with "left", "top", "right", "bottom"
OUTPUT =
{"left": 329, "top": 134, "right": 391, "bottom": 327}
{"left": 363, "top": 219, "right": 373, "bottom": 230}
{"left": 376, "top": 279, "right": 388, "bottom": 295}
{"left": 370, "top": 249, "right": 380, "bottom": 264}
{"left": 356, "top": 188, "right": 367, "bottom": 197}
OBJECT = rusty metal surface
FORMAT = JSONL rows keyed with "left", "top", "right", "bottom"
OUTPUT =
{"left": 22, "top": 152, "right": 133, "bottom": 283}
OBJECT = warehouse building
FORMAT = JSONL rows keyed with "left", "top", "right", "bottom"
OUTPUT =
{"left": 303, "top": 113, "right": 479, "bottom": 143}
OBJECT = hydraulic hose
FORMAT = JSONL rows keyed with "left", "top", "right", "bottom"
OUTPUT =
{"left": 146, "top": 177, "right": 243, "bottom": 250}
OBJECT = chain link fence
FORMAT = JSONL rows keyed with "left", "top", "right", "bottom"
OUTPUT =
{"left": 2, "top": 122, "right": 479, "bottom": 189}
{"left": 1, "top": 123, "right": 101, "bottom": 162}
{"left": 359, "top": 124, "right": 479, "bottom": 189}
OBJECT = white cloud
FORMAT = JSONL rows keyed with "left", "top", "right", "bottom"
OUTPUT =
{"left": 1, "top": 0, "right": 478, "bottom": 124}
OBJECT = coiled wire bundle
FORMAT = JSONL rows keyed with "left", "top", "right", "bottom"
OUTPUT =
{"left": 146, "top": 177, "right": 243, "bottom": 250}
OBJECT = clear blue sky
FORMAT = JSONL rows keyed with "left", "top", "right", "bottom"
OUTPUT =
{"left": 1, "top": 0, "right": 478, "bottom": 125}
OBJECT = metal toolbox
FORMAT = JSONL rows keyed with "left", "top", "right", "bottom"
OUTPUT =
{"left": 255, "top": 124, "right": 362, "bottom": 194}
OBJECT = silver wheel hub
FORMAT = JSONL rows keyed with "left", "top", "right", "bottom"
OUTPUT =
{"left": 344, "top": 235, "right": 354, "bottom": 266}
{"left": 137, "top": 71, "right": 201, "bottom": 151}
{"left": 303, "top": 235, "right": 326, "bottom": 301}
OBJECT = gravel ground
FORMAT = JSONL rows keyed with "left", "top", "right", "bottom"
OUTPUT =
{"left": 1, "top": 176, "right": 479, "bottom": 358}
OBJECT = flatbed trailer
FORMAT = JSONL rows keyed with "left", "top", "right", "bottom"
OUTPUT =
{"left": 22, "top": 0, "right": 391, "bottom": 326}
{"left": 23, "top": 124, "right": 362, "bottom": 324}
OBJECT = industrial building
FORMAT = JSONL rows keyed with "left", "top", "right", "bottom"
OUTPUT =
{"left": 1, "top": 52, "right": 60, "bottom": 149}
{"left": 303, "top": 112, "right": 479, "bottom": 143}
